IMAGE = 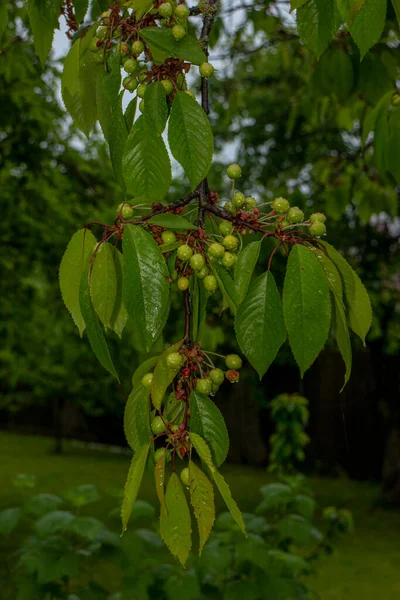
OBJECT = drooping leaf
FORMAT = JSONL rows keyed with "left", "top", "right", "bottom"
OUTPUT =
{"left": 278, "top": 514, "right": 314, "bottom": 546}
{"left": 296, "top": 0, "right": 341, "bottom": 58}
{"left": 125, "top": 96, "right": 137, "bottom": 131}
{"left": 169, "top": 92, "right": 214, "bottom": 190}
{"left": 144, "top": 82, "right": 168, "bottom": 134}
{"left": 0, "top": 0, "right": 8, "bottom": 38}
{"left": 335, "top": 0, "right": 365, "bottom": 23}
{"left": 283, "top": 245, "right": 331, "bottom": 376}
{"left": 90, "top": 242, "right": 118, "bottom": 329}
{"left": 154, "top": 450, "right": 167, "bottom": 513}
{"left": 0, "top": 507, "right": 22, "bottom": 535}
{"left": 35, "top": 510, "right": 74, "bottom": 537}
{"left": 24, "top": 494, "right": 63, "bottom": 518}
{"left": 160, "top": 472, "right": 192, "bottom": 566}
{"left": 210, "top": 263, "right": 238, "bottom": 315}
{"left": 189, "top": 391, "right": 229, "bottom": 467}
{"left": 140, "top": 27, "right": 206, "bottom": 65}
{"left": 124, "top": 384, "right": 152, "bottom": 450}
{"left": 132, "top": 356, "right": 159, "bottom": 389}
{"left": 75, "top": 0, "right": 89, "bottom": 23}
{"left": 27, "top": 0, "right": 59, "bottom": 66}
{"left": 67, "top": 516, "right": 104, "bottom": 540}
{"left": 234, "top": 241, "right": 261, "bottom": 304}
{"left": 79, "top": 270, "right": 119, "bottom": 380}
{"left": 59, "top": 228, "right": 97, "bottom": 336}
{"left": 189, "top": 461, "right": 215, "bottom": 554}
{"left": 290, "top": 0, "right": 309, "bottom": 9}
{"left": 189, "top": 432, "right": 216, "bottom": 472}
{"left": 123, "top": 224, "right": 170, "bottom": 352}
{"left": 324, "top": 242, "right": 372, "bottom": 344}
{"left": 122, "top": 115, "right": 171, "bottom": 201}
{"left": 235, "top": 272, "right": 286, "bottom": 379}
{"left": 350, "top": 0, "right": 387, "bottom": 60}
{"left": 256, "top": 483, "right": 293, "bottom": 514}
{"left": 121, "top": 443, "right": 150, "bottom": 533}
{"left": 148, "top": 214, "right": 198, "bottom": 230}
{"left": 393, "top": 0, "right": 400, "bottom": 24}
{"left": 109, "top": 248, "right": 129, "bottom": 338}
{"left": 312, "top": 248, "right": 343, "bottom": 299}
{"left": 151, "top": 340, "right": 184, "bottom": 410}
{"left": 131, "top": 0, "right": 153, "bottom": 19}
{"left": 213, "top": 471, "right": 246, "bottom": 536}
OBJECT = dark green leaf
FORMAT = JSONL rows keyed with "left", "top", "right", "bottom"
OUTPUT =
{"left": 350, "top": 0, "right": 387, "bottom": 60}
{"left": 234, "top": 241, "right": 261, "bottom": 304}
{"left": 0, "top": 508, "right": 22, "bottom": 535}
{"left": 335, "top": 0, "right": 365, "bottom": 23}
{"left": 24, "top": 494, "right": 63, "bottom": 517}
{"left": 75, "top": 0, "right": 89, "bottom": 23}
{"left": 213, "top": 471, "right": 246, "bottom": 536}
{"left": 189, "top": 461, "right": 215, "bottom": 554}
{"left": 64, "top": 483, "right": 100, "bottom": 507}
{"left": 296, "top": 0, "right": 341, "bottom": 58}
{"left": 90, "top": 242, "right": 118, "bottom": 329}
{"left": 148, "top": 213, "right": 198, "bottom": 230}
{"left": 125, "top": 96, "right": 137, "bottom": 131}
{"left": 121, "top": 443, "right": 150, "bottom": 533}
{"left": 27, "top": 0, "right": 59, "bottom": 66}
{"left": 256, "top": 483, "right": 292, "bottom": 513}
{"left": 292, "top": 494, "right": 316, "bottom": 519}
{"left": 160, "top": 472, "right": 192, "bottom": 566}
{"left": 35, "top": 510, "right": 74, "bottom": 537}
{"left": 393, "top": 0, "right": 400, "bottom": 24}
{"left": 210, "top": 263, "right": 238, "bottom": 315}
{"left": 151, "top": 340, "right": 184, "bottom": 410}
{"left": 189, "top": 391, "right": 229, "bottom": 467}
{"left": 144, "top": 82, "right": 168, "bottom": 134}
{"left": 124, "top": 384, "right": 152, "bottom": 450}
{"left": 278, "top": 514, "right": 313, "bottom": 545}
{"left": 140, "top": 27, "right": 206, "bottom": 65}
{"left": 67, "top": 516, "right": 103, "bottom": 539}
{"left": 109, "top": 248, "right": 129, "bottom": 338}
{"left": 0, "top": 0, "right": 7, "bottom": 38}
{"left": 154, "top": 451, "right": 167, "bottom": 513}
{"left": 132, "top": 0, "right": 153, "bottom": 19}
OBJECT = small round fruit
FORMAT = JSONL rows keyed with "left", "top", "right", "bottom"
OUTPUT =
{"left": 209, "top": 368, "right": 224, "bottom": 385}
{"left": 175, "top": 4, "right": 190, "bottom": 19}
{"left": 177, "top": 244, "right": 193, "bottom": 261}
{"left": 226, "top": 369, "right": 240, "bottom": 383}
{"left": 92, "top": 52, "right": 105, "bottom": 64}
{"left": 203, "top": 275, "right": 217, "bottom": 293}
{"left": 226, "top": 354, "right": 242, "bottom": 369}
{"left": 310, "top": 212, "right": 327, "bottom": 223}
{"left": 185, "top": 90, "right": 195, "bottom": 99}
{"left": 170, "top": 424, "right": 179, "bottom": 433}
{"left": 224, "top": 202, "right": 235, "bottom": 214}
{"left": 196, "top": 266, "right": 208, "bottom": 280}
{"left": 172, "top": 25, "right": 186, "bottom": 41}
{"left": 208, "top": 243, "right": 225, "bottom": 258}
{"left": 121, "top": 205, "right": 134, "bottom": 219}
{"left": 196, "top": 377, "right": 212, "bottom": 394}
{"left": 222, "top": 252, "right": 236, "bottom": 269}
{"left": 154, "top": 447, "right": 168, "bottom": 463}
{"left": 273, "top": 197, "right": 290, "bottom": 213}
{"left": 287, "top": 207, "right": 304, "bottom": 224}
{"left": 178, "top": 276, "right": 190, "bottom": 291}
{"left": 89, "top": 37, "right": 102, "bottom": 52}
{"left": 123, "top": 76, "right": 138, "bottom": 92}
{"left": 139, "top": 99, "right": 145, "bottom": 112}
{"left": 151, "top": 416, "right": 166, "bottom": 435}
{"left": 141, "top": 373, "right": 153, "bottom": 388}
{"left": 223, "top": 235, "right": 239, "bottom": 251}
{"left": 281, "top": 219, "right": 290, "bottom": 228}
{"left": 219, "top": 221, "right": 233, "bottom": 236}
{"left": 96, "top": 25, "right": 108, "bottom": 39}
{"left": 190, "top": 253, "right": 205, "bottom": 271}
{"left": 161, "top": 230, "right": 176, "bottom": 244}
{"left": 200, "top": 62, "right": 214, "bottom": 78}
{"left": 233, "top": 192, "right": 246, "bottom": 208}
{"left": 119, "top": 42, "right": 129, "bottom": 55}
{"left": 137, "top": 83, "right": 147, "bottom": 98}
{"left": 159, "top": 1, "right": 174, "bottom": 17}
{"left": 227, "top": 163, "right": 242, "bottom": 179}
{"left": 211, "top": 382, "right": 220, "bottom": 393}
{"left": 124, "top": 58, "right": 138, "bottom": 74}
{"left": 246, "top": 196, "right": 257, "bottom": 207}
{"left": 180, "top": 467, "right": 190, "bottom": 486}
{"left": 309, "top": 221, "right": 327, "bottom": 236}
{"left": 166, "top": 352, "right": 183, "bottom": 369}
{"left": 161, "top": 79, "right": 174, "bottom": 94}
{"left": 131, "top": 40, "right": 144, "bottom": 55}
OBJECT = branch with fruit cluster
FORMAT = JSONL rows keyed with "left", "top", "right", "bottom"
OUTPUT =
{"left": 56, "top": 0, "right": 372, "bottom": 565}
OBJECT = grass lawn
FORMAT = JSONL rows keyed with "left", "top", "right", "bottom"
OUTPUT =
{"left": 1, "top": 432, "right": 400, "bottom": 599}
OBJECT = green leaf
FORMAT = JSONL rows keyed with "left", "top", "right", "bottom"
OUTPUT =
{"left": 387, "top": 131, "right": 400, "bottom": 184}
{"left": 122, "top": 115, "right": 171, "bottom": 200}
{"left": 234, "top": 241, "right": 261, "bottom": 304}
{"left": 131, "top": 0, "right": 153, "bottom": 19}
{"left": 324, "top": 242, "right": 372, "bottom": 344}
{"left": 35, "top": 510, "right": 74, "bottom": 537}
{"left": 350, "top": 0, "right": 387, "bottom": 60}
{"left": 0, "top": 507, "right": 21, "bottom": 535}
{"left": 132, "top": 356, "right": 159, "bottom": 388}
{"left": 151, "top": 340, "right": 185, "bottom": 410}
{"left": 27, "top": 0, "right": 59, "bottom": 66}
{"left": 148, "top": 214, "right": 198, "bottom": 230}
{"left": 59, "top": 228, "right": 97, "bottom": 336}
{"left": 210, "top": 263, "right": 238, "bottom": 315}
{"left": 290, "top": 0, "right": 309, "bottom": 9}
{"left": 67, "top": 516, "right": 103, "bottom": 540}
{"left": 79, "top": 269, "right": 119, "bottom": 380}
{"left": 168, "top": 92, "right": 214, "bottom": 190}
{"left": 109, "top": 248, "right": 129, "bottom": 338}
{"left": 124, "top": 384, "right": 152, "bottom": 450}
{"left": 0, "top": 0, "right": 7, "bottom": 38}
{"left": 144, "top": 82, "right": 168, "bottom": 134}
{"left": 213, "top": 471, "right": 246, "bottom": 536}
{"left": 154, "top": 450, "right": 167, "bottom": 513}
{"left": 278, "top": 514, "right": 313, "bottom": 546}
{"left": 125, "top": 97, "right": 137, "bottom": 131}
{"left": 189, "top": 432, "right": 216, "bottom": 472}
{"left": 292, "top": 494, "right": 316, "bottom": 519}
{"left": 283, "top": 245, "right": 331, "bottom": 376}
{"left": 123, "top": 224, "right": 170, "bottom": 352}
{"left": 189, "top": 391, "right": 229, "bottom": 467}
{"left": 296, "top": 0, "right": 341, "bottom": 58}
{"left": 140, "top": 27, "right": 207, "bottom": 65}
{"left": 335, "top": 0, "right": 365, "bottom": 23}
{"left": 75, "top": 0, "right": 89, "bottom": 23}
{"left": 235, "top": 272, "right": 286, "bottom": 379}
{"left": 189, "top": 461, "right": 215, "bottom": 554}
{"left": 24, "top": 494, "right": 63, "bottom": 517}
{"left": 256, "top": 483, "right": 292, "bottom": 514}
{"left": 90, "top": 243, "right": 117, "bottom": 329}
{"left": 374, "top": 93, "right": 389, "bottom": 172}
{"left": 362, "top": 91, "right": 392, "bottom": 146}
{"left": 312, "top": 248, "right": 343, "bottom": 299}
{"left": 121, "top": 443, "right": 150, "bottom": 533}
{"left": 64, "top": 484, "right": 100, "bottom": 507}
{"left": 160, "top": 472, "right": 192, "bottom": 566}
{"left": 393, "top": 0, "right": 400, "bottom": 24}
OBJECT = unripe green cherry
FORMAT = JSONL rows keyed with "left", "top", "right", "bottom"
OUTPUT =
{"left": 166, "top": 352, "right": 183, "bottom": 369}
{"left": 219, "top": 221, "right": 233, "bottom": 236}
{"left": 124, "top": 58, "right": 138, "bottom": 74}
{"left": 196, "top": 266, "right": 208, "bottom": 279}
{"left": 161, "top": 79, "right": 174, "bottom": 94}
{"left": 172, "top": 25, "right": 186, "bottom": 41}
{"left": 131, "top": 40, "right": 144, "bottom": 55}
{"left": 222, "top": 252, "right": 236, "bottom": 269}
{"left": 177, "top": 244, "right": 193, "bottom": 261}
{"left": 159, "top": 1, "right": 174, "bottom": 17}
{"left": 224, "top": 202, "right": 235, "bottom": 214}
{"left": 177, "top": 276, "right": 190, "bottom": 291}
{"left": 227, "top": 163, "right": 242, "bottom": 179}
{"left": 200, "top": 62, "right": 214, "bottom": 78}
{"left": 175, "top": 4, "right": 190, "bottom": 19}
{"left": 203, "top": 275, "right": 217, "bottom": 293}
{"left": 190, "top": 253, "right": 205, "bottom": 271}
{"left": 273, "top": 197, "right": 290, "bottom": 213}
{"left": 233, "top": 192, "right": 246, "bottom": 208}
{"left": 180, "top": 467, "right": 190, "bottom": 486}
{"left": 154, "top": 447, "right": 169, "bottom": 463}
{"left": 223, "top": 235, "right": 239, "bottom": 251}
{"left": 137, "top": 83, "right": 147, "bottom": 98}
{"left": 141, "top": 372, "right": 153, "bottom": 388}
{"left": 96, "top": 25, "right": 108, "bottom": 39}
{"left": 209, "top": 368, "right": 224, "bottom": 385}
{"left": 161, "top": 230, "right": 176, "bottom": 244}
{"left": 151, "top": 416, "right": 166, "bottom": 435}
{"left": 309, "top": 221, "right": 327, "bottom": 236}
{"left": 208, "top": 243, "right": 225, "bottom": 258}
{"left": 287, "top": 206, "right": 304, "bottom": 224}
{"left": 123, "top": 76, "right": 138, "bottom": 92}
{"left": 310, "top": 212, "right": 327, "bottom": 223}
{"left": 89, "top": 37, "right": 102, "bottom": 52}
{"left": 121, "top": 205, "right": 134, "bottom": 219}
{"left": 185, "top": 90, "right": 195, "bottom": 99}
{"left": 226, "top": 354, "right": 242, "bottom": 369}
{"left": 281, "top": 219, "right": 290, "bottom": 228}
{"left": 246, "top": 196, "right": 257, "bottom": 207}
{"left": 196, "top": 377, "right": 212, "bottom": 395}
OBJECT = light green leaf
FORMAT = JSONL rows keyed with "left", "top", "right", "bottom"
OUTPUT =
{"left": 189, "top": 391, "right": 229, "bottom": 468}
{"left": 123, "top": 224, "right": 170, "bottom": 352}
{"left": 0, "top": 0, "right": 7, "bottom": 38}
{"left": 140, "top": 28, "right": 207, "bottom": 65}
{"left": 210, "top": 263, "right": 238, "bottom": 315}
{"left": 144, "top": 82, "right": 168, "bottom": 134}
{"left": 290, "top": 0, "right": 309, "bottom": 9}
{"left": 90, "top": 243, "right": 117, "bottom": 329}
{"left": 0, "top": 507, "right": 21, "bottom": 535}
{"left": 132, "top": 356, "right": 159, "bottom": 388}
{"left": 109, "top": 248, "right": 129, "bottom": 338}
{"left": 350, "top": 0, "right": 387, "bottom": 60}
{"left": 59, "top": 228, "right": 97, "bottom": 336}
{"left": 75, "top": 0, "right": 89, "bottom": 23}
{"left": 121, "top": 443, "right": 150, "bottom": 533}
{"left": 151, "top": 340, "right": 184, "bottom": 410}
{"left": 283, "top": 245, "right": 331, "bottom": 376}
{"left": 312, "top": 248, "right": 343, "bottom": 299}
{"left": 234, "top": 241, "right": 261, "bottom": 304}
{"left": 324, "top": 243, "right": 372, "bottom": 344}
{"left": 148, "top": 214, "right": 198, "bottom": 230}
{"left": 235, "top": 272, "right": 286, "bottom": 379}
{"left": 124, "top": 384, "right": 152, "bottom": 451}
{"left": 189, "top": 461, "right": 215, "bottom": 554}
{"left": 122, "top": 115, "right": 171, "bottom": 200}
{"left": 169, "top": 92, "right": 214, "bottom": 190}
{"left": 335, "top": 0, "right": 365, "bottom": 22}
{"left": 297, "top": 0, "right": 341, "bottom": 58}
{"left": 213, "top": 471, "right": 246, "bottom": 536}
{"left": 189, "top": 432, "right": 216, "bottom": 473}
{"left": 132, "top": 0, "right": 153, "bottom": 19}
{"left": 79, "top": 270, "right": 119, "bottom": 380}
{"left": 160, "top": 472, "right": 192, "bottom": 566}
{"left": 27, "top": 0, "right": 59, "bottom": 66}
{"left": 154, "top": 450, "right": 167, "bottom": 513}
